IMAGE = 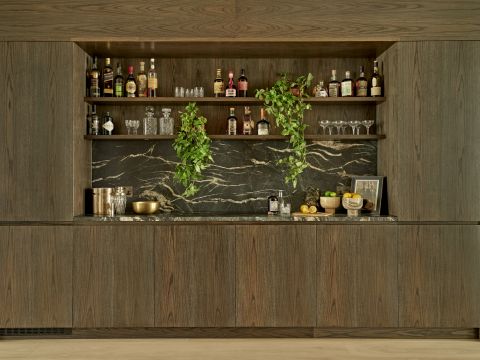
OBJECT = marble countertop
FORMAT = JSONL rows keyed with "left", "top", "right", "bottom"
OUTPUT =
{"left": 75, "top": 213, "right": 397, "bottom": 223}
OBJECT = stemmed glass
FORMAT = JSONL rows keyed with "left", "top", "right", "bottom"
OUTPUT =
{"left": 362, "top": 120, "right": 375, "bottom": 135}
{"left": 340, "top": 121, "right": 348, "bottom": 135}
{"left": 332, "top": 120, "right": 343, "bottom": 135}
{"left": 125, "top": 120, "right": 132, "bottom": 135}
{"left": 319, "top": 120, "right": 330, "bottom": 135}
{"left": 131, "top": 120, "right": 140, "bottom": 135}
{"left": 351, "top": 120, "right": 362, "bottom": 135}
{"left": 326, "top": 121, "right": 335, "bottom": 135}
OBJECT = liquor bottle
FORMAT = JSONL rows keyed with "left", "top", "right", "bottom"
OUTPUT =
{"left": 227, "top": 107, "right": 237, "bottom": 135}
{"left": 102, "top": 57, "right": 114, "bottom": 97}
{"left": 238, "top": 68, "right": 248, "bottom": 97}
{"left": 137, "top": 61, "right": 147, "bottom": 97}
{"left": 267, "top": 193, "right": 279, "bottom": 215}
{"left": 341, "top": 71, "right": 354, "bottom": 97}
{"left": 86, "top": 58, "right": 91, "bottom": 97}
{"left": 125, "top": 66, "right": 137, "bottom": 98}
{"left": 102, "top": 112, "right": 114, "bottom": 135}
{"left": 314, "top": 81, "right": 328, "bottom": 97}
{"left": 86, "top": 105, "right": 92, "bottom": 134}
{"left": 147, "top": 58, "right": 158, "bottom": 97}
{"left": 355, "top": 66, "right": 368, "bottom": 97}
{"left": 328, "top": 69, "right": 341, "bottom": 97}
{"left": 225, "top": 70, "right": 237, "bottom": 97}
{"left": 91, "top": 105, "right": 99, "bottom": 135}
{"left": 89, "top": 57, "right": 101, "bottom": 98}
{"left": 114, "top": 63, "right": 124, "bottom": 97}
{"left": 213, "top": 69, "right": 224, "bottom": 97}
{"left": 371, "top": 60, "right": 383, "bottom": 97}
{"left": 257, "top": 108, "right": 270, "bottom": 135}
{"left": 242, "top": 106, "right": 254, "bottom": 135}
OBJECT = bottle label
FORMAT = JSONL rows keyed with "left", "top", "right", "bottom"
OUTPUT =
{"left": 137, "top": 74, "right": 147, "bottom": 96}
{"left": 356, "top": 80, "right": 368, "bottom": 96}
{"left": 225, "top": 88, "right": 236, "bottom": 97}
{"left": 258, "top": 124, "right": 269, "bottom": 135}
{"left": 91, "top": 118, "right": 99, "bottom": 135}
{"left": 102, "top": 120, "right": 114, "bottom": 133}
{"left": 372, "top": 78, "right": 378, "bottom": 87}
{"left": 371, "top": 86, "right": 382, "bottom": 96}
{"left": 269, "top": 200, "right": 279, "bottom": 212}
{"left": 238, "top": 81, "right": 248, "bottom": 91}
{"left": 148, "top": 77, "right": 158, "bottom": 89}
{"left": 214, "top": 82, "right": 224, "bottom": 94}
{"left": 341, "top": 82, "right": 352, "bottom": 96}
{"left": 228, "top": 120, "right": 237, "bottom": 135}
{"left": 126, "top": 81, "right": 136, "bottom": 96}
{"left": 115, "top": 84, "right": 123, "bottom": 96}
{"left": 90, "top": 79, "right": 100, "bottom": 97}
{"left": 243, "top": 120, "right": 251, "bottom": 135}
{"left": 328, "top": 84, "right": 339, "bottom": 97}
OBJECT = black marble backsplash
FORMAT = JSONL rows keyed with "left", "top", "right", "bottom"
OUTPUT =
{"left": 92, "top": 140, "right": 377, "bottom": 214}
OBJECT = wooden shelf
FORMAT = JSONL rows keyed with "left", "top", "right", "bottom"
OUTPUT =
{"left": 84, "top": 97, "right": 385, "bottom": 105}
{"left": 84, "top": 134, "right": 385, "bottom": 141}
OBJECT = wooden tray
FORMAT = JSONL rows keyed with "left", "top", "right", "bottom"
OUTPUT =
{"left": 291, "top": 212, "right": 333, "bottom": 217}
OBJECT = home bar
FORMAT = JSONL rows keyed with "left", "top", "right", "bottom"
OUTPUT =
{"left": 0, "top": 1, "right": 479, "bottom": 358}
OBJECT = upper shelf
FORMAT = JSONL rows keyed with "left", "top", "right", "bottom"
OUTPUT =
{"left": 75, "top": 39, "right": 396, "bottom": 58}
{"left": 84, "top": 135, "right": 386, "bottom": 141}
{"left": 84, "top": 97, "right": 385, "bottom": 105}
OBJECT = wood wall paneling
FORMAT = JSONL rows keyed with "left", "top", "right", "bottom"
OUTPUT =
{"left": 155, "top": 225, "right": 236, "bottom": 327}
{"left": 398, "top": 225, "right": 480, "bottom": 327}
{"left": 236, "top": 225, "right": 316, "bottom": 327}
{"left": 73, "top": 226, "right": 155, "bottom": 328}
{"left": 0, "top": 42, "right": 74, "bottom": 221}
{"left": 316, "top": 225, "right": 398, "bottom": 327}
{"left": 0, "top": 1, "right": 479, "bottom": 40}
{"left": 0, "top": 226, "right": 73, "bottom": 328}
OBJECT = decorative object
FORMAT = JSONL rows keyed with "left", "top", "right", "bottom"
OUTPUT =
{"left": 342, "top": 197, "right": 363, "bottom": 216}
{"left": 320, "top": 196, "right": 341, "bottom": 214}
{"left": 255, "top": 73, "right": 313, "bottom": 188}
{"left": 173, "top": 102, "right": 213, "bottom": 197}
{"left": 351, "top": 176, "right": 385, "bottom": 215}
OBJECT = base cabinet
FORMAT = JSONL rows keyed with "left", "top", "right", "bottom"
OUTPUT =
{"left": 73, "top": 226, "right": 155, "bottom": 328}
{"left": 0, "top": 226, "right": 72, "bottom": 328}
{"left": 398, "top": 225, "right": 480, "bottom": 327}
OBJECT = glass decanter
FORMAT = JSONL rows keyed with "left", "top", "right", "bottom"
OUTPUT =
{"left": 143, "top": 106, "right": 157, "bottom": 135}
{"left": 159, "top": 108, "right": 174, "bottom": 135}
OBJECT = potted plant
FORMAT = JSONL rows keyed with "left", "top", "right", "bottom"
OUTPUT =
{"left": 256, "top": 73, "right": 313, "bottom": 188}
{"left": 173, "top": 102, "right": 213, "bottom": 197}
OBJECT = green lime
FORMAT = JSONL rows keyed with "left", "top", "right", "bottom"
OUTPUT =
{"left": 324, "top": 191, "right": 331, "bottom": 196}
{"left": 329, "top": 192, "right": 337, "bottom": 197}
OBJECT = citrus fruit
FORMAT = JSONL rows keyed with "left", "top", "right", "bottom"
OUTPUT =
{"left": 308, "top": 205, "right": 318, "bottom": 214}
{"left": 343, "top": 192, "right": 352, "bottom": 198}
{"left": 352, "top": 193, "right": 362, "bottom": 199}
{"left": 300, "top": 204, "right": 309, "bottom": 214}
{"left": 329, "top": 192, "right": 337, "bottom": 197}
{"left": 324, "top": 191, "right": 331, "bottom": 196}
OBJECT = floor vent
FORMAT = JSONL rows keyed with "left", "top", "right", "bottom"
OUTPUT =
{"left": 0, "top": 328, "right": 71, "bottom": 336}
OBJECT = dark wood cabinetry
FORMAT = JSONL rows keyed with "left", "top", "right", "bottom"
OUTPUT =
{"left": 73, "top": 226, "right": 155, "bottom": 328}
{"left": 398, "top": 225, "right": 480, "bottom": 327}
{"left": 155, "top": 225, "right": 235, "bottom": 327}
{"left": 0, "top": 226, "right": 72, "bottom": 328}
{"left": 236, "top": 225, "right": 316, "bottom": 327}
{"left": 317, "top": 225, "right": 398, "bottom": 327}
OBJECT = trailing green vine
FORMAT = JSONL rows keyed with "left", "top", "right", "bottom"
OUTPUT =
{"left": 255, "top": 73, "right": 313, "bottom": 188}
{"left": 173, "top": 102, "right": 213, "bottom": 197}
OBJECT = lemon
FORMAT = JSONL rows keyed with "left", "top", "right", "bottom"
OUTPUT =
{"left": 343, "top": 192, "right": 353, "bottom": 198}
{"left": 300, "top": 205, "right": 309, "bottom": 214}
{"left": 308, "top": 205, "right": 318, "bottom": 214}
{"left": 352, "top": 194, "right": 362, "bottom": 199}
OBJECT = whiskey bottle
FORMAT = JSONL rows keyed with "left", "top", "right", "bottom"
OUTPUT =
{"left": 371, "top": 60, "right": 383, "bottom": 97}
{"left": 213, "top": 69, "right": 224, "bottom": 97}
{"left": 238, "top": 69, "right": 248, "bottom": 97}
{"left": 328, "top": 69, "right": 341, "bottom": 97}
{"left": 91, "top": 105, "right": 99, "bottom": 135}
{"left": 90, "top": 57, "right": 101, "bottom": 98}
{"left": 227, "top": 108, "right": 237, "bottom": 135}
{"left": 341, "top": 71, "right": 354, "bottom": 97}
{"left": 102, "top": 57, "right": 114, "bottom": 97}
{"left": 147, "top": 58, "right": 158, "bottom": 97}
{"left": 257, "top": 108, "right": 270, "bottom": 135}
{"left": 125, "top": 66, "right": 137, "bottom": 98}
{"left": 114, "top": 63, "right": 124, "bottom": 97}
{"left": 137, "top": 61, "right": 147, "bottom": 97}
{"left": 267, "top": 193, "right": 279, "bottom": 215}
{"left": 225, "top": 70, "right": 237, "bottom": 97}
{"left": 356, "top": 66, "right": 368, "bottom": 97}
{"left": 242, "top": 106, "right": 254, "bottom": 135}
{"left": 102, "top": 111, "right": 114, "bottom": 135}
{"left": 314, "top": 81, "right": 328, "bottom": 97}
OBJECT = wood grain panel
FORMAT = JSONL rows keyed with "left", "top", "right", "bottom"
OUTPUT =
{"left": 0, "top": 226, "right": 72, "bottom": 328}
{"left": 0, "top": 42, "right": 73, "bottom": 221}
{"left": 382, "top": 42, "right": 480, "bottom": 221}
{"left": 73, "top": 226, "right": 154, "bottom": 328}
{"left": 317, "top": 225, "right": 398, "bottom": 327}
{"left": 236, "top": 225, "right": 316, "bottom": 327}
{"left": 0, "top": 1, "right": 479, "bottom": 40}
{"left": 155, "top": 225, "right": 235, "bottom": 327}
{"left": 398, "top": 225, "right": 480, "bottom": 327}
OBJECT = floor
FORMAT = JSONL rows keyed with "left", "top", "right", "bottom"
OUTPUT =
{"left": 0, "top": 339, "right": 479, "bottom": 360}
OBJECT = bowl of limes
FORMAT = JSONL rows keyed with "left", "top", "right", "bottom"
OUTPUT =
{"left": 342, "top": 192, "right": 363, "bottom": 216}
{"left": 320, "top": 191, "right": 341, "bottom": 214}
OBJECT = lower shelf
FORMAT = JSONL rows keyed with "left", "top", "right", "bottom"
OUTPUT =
{"left": 84, "top": 134, "right": 385, "bottom": 141}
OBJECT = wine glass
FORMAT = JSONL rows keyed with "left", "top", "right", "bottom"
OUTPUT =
{"left": 348, "top": 121, "right": 356, "bottom": 135}
{"left": 131, "top": 120, "right": 140, "bottom": 135}
{"left": 362, "top": 120, "right": 375, "bottom": 135}
{"left": 332, "top": 120, "right": 342, "bottom": 135}
{"left": 319, "top": 120, "right": 329, "bottom": 135}
{"left": 340, "top": 120, "right": 348, "bottom": 135}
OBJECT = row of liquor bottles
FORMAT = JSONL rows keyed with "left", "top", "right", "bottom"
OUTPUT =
{"left": 86, "top": 57, "right": 383, "bottom": 98}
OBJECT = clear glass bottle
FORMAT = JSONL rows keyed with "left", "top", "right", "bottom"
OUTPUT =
{"left": 137, "top": 61, "right": 147, "bottom": 97}
{"left": 113, "top": 186, "right": 127, "bottom": 215}
{"left": 268, "top": 193, "right": 279, "bottom": 215}
{"left": 227, "top": 107, "right": 237, "bottom": 135}
{"left": 257, "top": 108, "right": 270, "bottom": 135}
{"left": 147, "top": 58, "right": 158, "bottom": 97}
{"left": 91, "top": 105, "right": 99, "bottom": 135}
{"left": 143, "top": 106, "right": 157, "bottom": 135}
{"left": 242, "top": 106, "right": 253, "bottom": 135}
{"left": 315, "top": 81, "right": 328, "bottom": 97}
{"left": 159, "top": 108, "right": 174, "bottom": 135}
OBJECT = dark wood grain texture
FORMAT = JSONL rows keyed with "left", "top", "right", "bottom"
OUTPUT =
{"left": 317, "top": 225, "right": 398, "bottom": 327}
{"left": 73, "top": 226, "right": 155, "bottom": 328}
{"left": 84, "top": 135, "right": 385, "bottom": 141}
{"left": 0, "top": 42, "right": 73, "bottom": 221}
{"left": 380, "top": 42, "right": 480, "bottom": 221}
{"left": 398, "top": 225, "right": 480, "bottom": 327}
{"left": 0, "top": 226, "right": 72, "bottom": 328}
{"left": 236, "top": 225, "right": 316, "bottom": 327}
{"left": 0, "top": 1, "right": 479, "bottom": 40}
{"left": 313, "top": 327, "right": 477, "bottom": 339}
{"left": 155, "top": 225, "right": 235, "bottom": 327}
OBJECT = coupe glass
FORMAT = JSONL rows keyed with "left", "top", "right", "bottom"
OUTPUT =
{"left": 362, "top": 119, "right": 375, "bottom": 135}
{"left": 332, "top": 120, "right": 342, "bottom": 135}
{"left": 351, "top": 120, "right": 362, "bottom": 135}
{"left": 326, "top": 121, "right": 335, "bottom": 135}
{"left": 319, "top": 120, "right": 329, "bottom": 135}
{"left": 340, "top": 120, "right": 348, "bottom": 135}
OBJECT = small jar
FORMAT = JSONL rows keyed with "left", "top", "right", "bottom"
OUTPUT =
{"left": 113, "top": 187, "right": 127, "bottom": 215}
{"left": 143, "top": 106, "right": 157, "bottom": 135}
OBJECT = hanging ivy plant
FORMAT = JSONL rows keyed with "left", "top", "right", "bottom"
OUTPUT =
{"left": 255, "top": 73, "right": 313, "bottom": 188}
{"left": 173, "top": 102, "right": 213, "bottom": 197}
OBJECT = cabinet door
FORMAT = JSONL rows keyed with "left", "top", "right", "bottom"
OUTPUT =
{"left": 399, "top": 225, "right": 480, "bottom": 327}
{"left": 236, "top": 225, "right": 316, "bottom": 327}
{"left": 155, "top": 225, "right": 235, "bottom": 327}
{"left": 317, "top": 225, "right": 398, "bottom": 327}
{"left": 0, "top": 226, "right": 72, "bottom": 328}
{"left": 73, "top": 226, "right": 154, "bottom": 328}
{"left": 0, "top": 42, "right": 74, "bottom": 221}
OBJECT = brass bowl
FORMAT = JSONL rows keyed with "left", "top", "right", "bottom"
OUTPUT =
{"left": 132, "top": 201, "right": 160, "bottom": 214}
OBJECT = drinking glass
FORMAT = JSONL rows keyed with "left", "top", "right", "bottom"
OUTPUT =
{"left": 326, "top": 121, "right": 335, "bottom": 135}
{"left": 340, "top": 120, "right": 348, "bottom": 135}
{"left": 175, "top": 87, "right": 181, "bottom": 97}
{"left": 131, "top": 120, "right": 140, "bottom": 135}
{"left": 351, "top": 120, "right": 362, "bottom": 135}
{"left": 199, "top": 86, "right": 204, "bottom": 97}
{"left": 319, "top": 120, "right": 329, "bottom": 135}
{"left": 333, "top": 120, "right": 342, "bottom": 135}
{"left": 185, "top": 89, "right": 191, "bottom": 97}
{"left": 194, "top": 87, "right": 200, "bottom": 97}
{"left": 348, "top": 121, "right": 356, "bottom": 134}
{"left": 362, "top": 119, "right": 375, "bottom": 135}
